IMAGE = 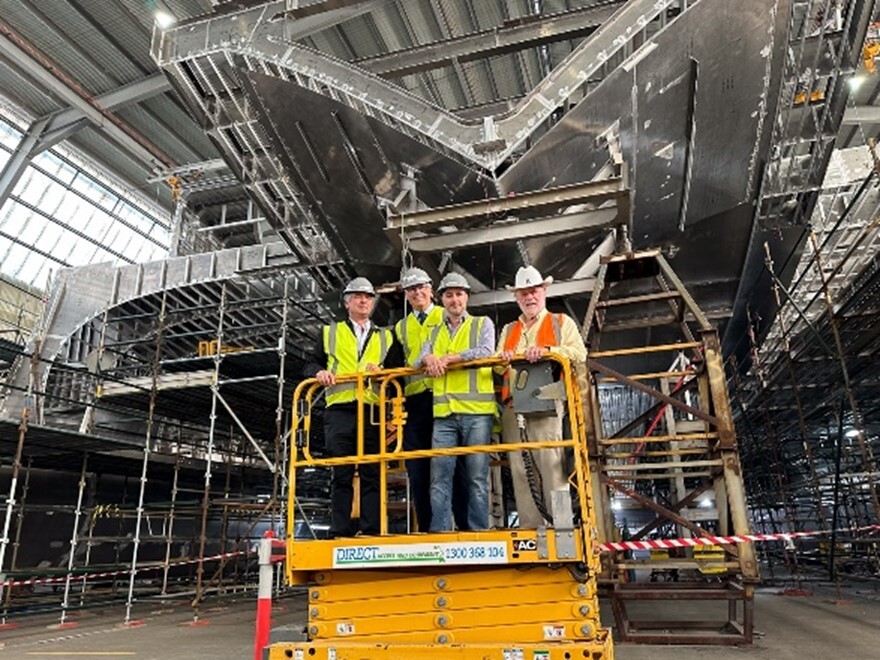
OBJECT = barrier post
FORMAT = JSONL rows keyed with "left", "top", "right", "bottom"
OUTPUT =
{"left": 254, "top": 531, "right": 275, "bottom": 660}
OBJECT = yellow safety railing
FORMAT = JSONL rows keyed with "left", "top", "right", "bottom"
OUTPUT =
{"left": 285, "top": 354, "right": 597, "bottom": 563}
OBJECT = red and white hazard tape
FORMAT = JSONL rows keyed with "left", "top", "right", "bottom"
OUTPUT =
{"left": 8, "top": 525, "right": 878, "bottom": 584}
{"left": 1, "top": 550, "right": 248, "bottom": 588}
{"left": 597, "top": 524, "right": 880, "bottom": 552}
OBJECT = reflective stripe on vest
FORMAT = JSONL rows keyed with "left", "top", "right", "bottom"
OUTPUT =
{"left": 500, "top": 312, "right": 563, "bottom": 403}
{"left": 395, "top": 306, "right": 443, "bottom": 396}
{"left": 430, "top": 316, "right": 495, "bottom": 417}
{"left": 324, "top": 321, "right": 391, "bottom": 406}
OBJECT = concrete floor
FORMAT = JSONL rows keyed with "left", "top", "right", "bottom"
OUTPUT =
{"left": 1, "top": 584, "right": 877, "bottom": 658}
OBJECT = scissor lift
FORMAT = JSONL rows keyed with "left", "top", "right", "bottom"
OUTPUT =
{"left": 267, "top": 356, "right": 614, "bottom": 659}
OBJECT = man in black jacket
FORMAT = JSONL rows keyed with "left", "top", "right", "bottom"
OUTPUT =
{"left": 303, "top": 277, "right": 403, "bottom": 536}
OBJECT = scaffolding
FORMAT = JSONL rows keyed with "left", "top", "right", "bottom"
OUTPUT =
{"left": 732, "top": 165, "right": 880, "bottom": 583}
{"left": 0, "top": 261, "right": 335, "bottom": 624}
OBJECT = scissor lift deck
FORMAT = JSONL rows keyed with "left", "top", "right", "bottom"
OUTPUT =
{"left": 269, "top": 358, "right": 614, "bottom": 659}
{"left": 270, "top": 532, "right": 612, "bottom": 659}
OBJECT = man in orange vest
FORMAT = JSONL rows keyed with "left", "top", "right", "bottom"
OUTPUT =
{"left": 497, "top": 266, "right": 587, "bottom": 528}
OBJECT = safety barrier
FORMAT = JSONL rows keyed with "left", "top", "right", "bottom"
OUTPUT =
{"left": 253, "top": 531, "right": 286, "bottom": 660}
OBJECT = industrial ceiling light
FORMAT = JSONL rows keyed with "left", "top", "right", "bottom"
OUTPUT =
{"left": 155, "top": 10, "right": 177, "bottom": 28}
{"left": 845, "top": 428, "right": 861, "bottom": 439}
{"left": 848, "top": 75, "right": 865, "bottom": 91}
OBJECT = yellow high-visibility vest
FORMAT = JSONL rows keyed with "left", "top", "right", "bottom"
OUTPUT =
{"left": 430, "top": 316, "right": 495, "bottom": 417}
{"left": 394, "top": 306, "right": 444, "bottom": 396}
{"left": 323, "top": 322, "right": 392, "bottom": 406}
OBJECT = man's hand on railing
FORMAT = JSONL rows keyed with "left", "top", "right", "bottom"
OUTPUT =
{"left": 499, "top": 347, "right": 546, "bottom": 363}
{"left": 315, "top": 370, "right": 336, "bottom": 387}
{"left": 423, "top": 353, "right": 446, "bottom": 378}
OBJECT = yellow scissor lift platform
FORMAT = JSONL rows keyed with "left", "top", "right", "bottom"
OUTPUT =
{"left": 268, "top": 357, "right": 614, "bottom": 660}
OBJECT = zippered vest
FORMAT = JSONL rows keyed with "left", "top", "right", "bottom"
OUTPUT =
{"left": 323, "top": 321, "right": 392, "bottom": 406}
{"left": 500, "top": 312, "right": 563, "bottom": 403}
{"left": 394, "top": 306, "right": 444, "bottom": 396}
{"left": 430, "top": 316, "right": 495, "bottom": 417}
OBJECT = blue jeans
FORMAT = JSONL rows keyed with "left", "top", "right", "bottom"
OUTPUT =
{"left": 429, "top": 413, "right": 492, "bottom": 532}
{"left": 403, "top": 391, "right": 470, "bottom": 532}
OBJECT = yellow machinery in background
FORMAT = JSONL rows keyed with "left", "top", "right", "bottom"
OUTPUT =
{"left": 267, "top": 355, "right": 614, "bottom": 659}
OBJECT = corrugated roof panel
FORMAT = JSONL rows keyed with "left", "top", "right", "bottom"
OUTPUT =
{"left": 357, "top": 6, "right": 412, "bottom": 53}
{"left": 484, "top": 53, "right": 528, "bottom": 100}
{"left": 470, "top": 0, "right": 507, "bottom": 29}
{"left": 517, "top": 48, "right": 545, "bottom": 91}
{"left": 303, "top": 29, "right": 353, "bottom": 61}
{"left": 425, "top": 65, "right": 468, "bottom": 109}
{"left": 326, "top": 14, "right": 381, "bottom": 58}
{"left": 54, "top": 0, "right": 157, "bottom": 83}
{"left": 117, "top": 105, "right": 202, "bottom": 165}
{"left": 162, "top": 0, "right": 218, "bottom": 22}
{"left": 465, "top": 1, "right": 519, "bottom": 105}
{"left": 430, "top": 1, "right": 473, "bottom": 39}
{"left": 3, "top": 1, "right": 119, "bottom": 96}
{"left": 396, "top": 73, "right": 440, "bottom": 107}
{"left": 69, "top": 0, "right": 159, "bottom": 76}
{"left": 0, "top": 66, "right": 63, "bottom": 117}
{"left": 454, "top": 60, "right": 493, "bottom": 107}
{"left": 395, "top": 0, "right": 441, "bottom": 46}
{"left": 140, "top": 96, "right": 218, "bottom": 157}
{"left": 507, "top": 0, "right": 536, "bottom": 19}
{"left": 541, "top": 0, "right": 573, "bottom": 13}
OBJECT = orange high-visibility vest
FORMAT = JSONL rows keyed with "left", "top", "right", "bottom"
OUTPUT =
{"left": 500, "top": 312, "right": 563, "bottom": 403}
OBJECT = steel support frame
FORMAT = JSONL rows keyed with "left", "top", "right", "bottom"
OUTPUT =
{"left": 59, "top": 455, "right": 89, "bottom": 627}
{"left": 387, "top": 178, "right": 626, "bottom": 232}
{"left": 192, "top": 283, "right": 225, "bottom": 623}
{"left": 0, "top": 28, "right": 172, "bottom": 173}
{"left": 123, "top": 289, "right": 167, "bottom": 626}
{"left": 583, "top": 249, "right": 757, "bottom": 645}
{"left": 355, "top": 2, "right": 625, "bottom": 78}
{"left": 1, "top": 458, "right": 30, "bottom": 620}
{"left": 405, "top": 208, "right": 619, "bottom": 253}
{"left": 611, "top": 582, "right": 753, "bottom": 645}
{"left": 0, "top": 338, "right": 40, "bottom": 624}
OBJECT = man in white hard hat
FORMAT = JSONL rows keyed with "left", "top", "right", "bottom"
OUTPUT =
{"left": 414, "top": 272, "right": 495, "bottom": 531}
{"left": 304, "top": 277, "right": 402, "bottom": 536}
{"left": 497, "top": 266, "right": 587, "bottom": 528}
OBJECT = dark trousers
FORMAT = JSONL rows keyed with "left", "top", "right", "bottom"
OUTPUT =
{"left": 324, "top": 404, "right": 380, "bottom": 536}
{"left": 403, "top": 391, "right": 469, "bottom": 531}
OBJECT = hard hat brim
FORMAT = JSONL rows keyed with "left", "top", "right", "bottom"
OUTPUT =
{"left": 505, "top": 276, "right": 553, "bottom": 291}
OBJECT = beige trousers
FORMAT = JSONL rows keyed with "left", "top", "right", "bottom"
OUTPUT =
{"left": 502, "top": 404, "right": 569, "bottom": 528}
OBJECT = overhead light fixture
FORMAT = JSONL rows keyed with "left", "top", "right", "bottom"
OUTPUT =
{"left": 848, "top": 75, "right": 865, "bottom": 91}
{"left": 155, "top": 10, "right": 177, "bottom": 29}
{"left": 611, "top": 499, "right": 622, "bottom": 511}
{"left": 845, "top": 428, "right": 861, "bottom": 439}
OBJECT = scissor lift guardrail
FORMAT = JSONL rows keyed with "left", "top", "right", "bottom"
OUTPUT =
{"left": 268, "top": 355, "right": 614, "bottom": 659}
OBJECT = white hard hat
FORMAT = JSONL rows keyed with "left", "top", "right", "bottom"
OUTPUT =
{"left": 437, "top": 272, "right": 471, "bottom": 293}
{"left": 401, "top": 267, "right": 432, "bottom": 290}
{"left": 505, "top": 265, "right": 553, "bottom": 291}
{"left": 343, "top": 277, "right": 376, "bottom": 296}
